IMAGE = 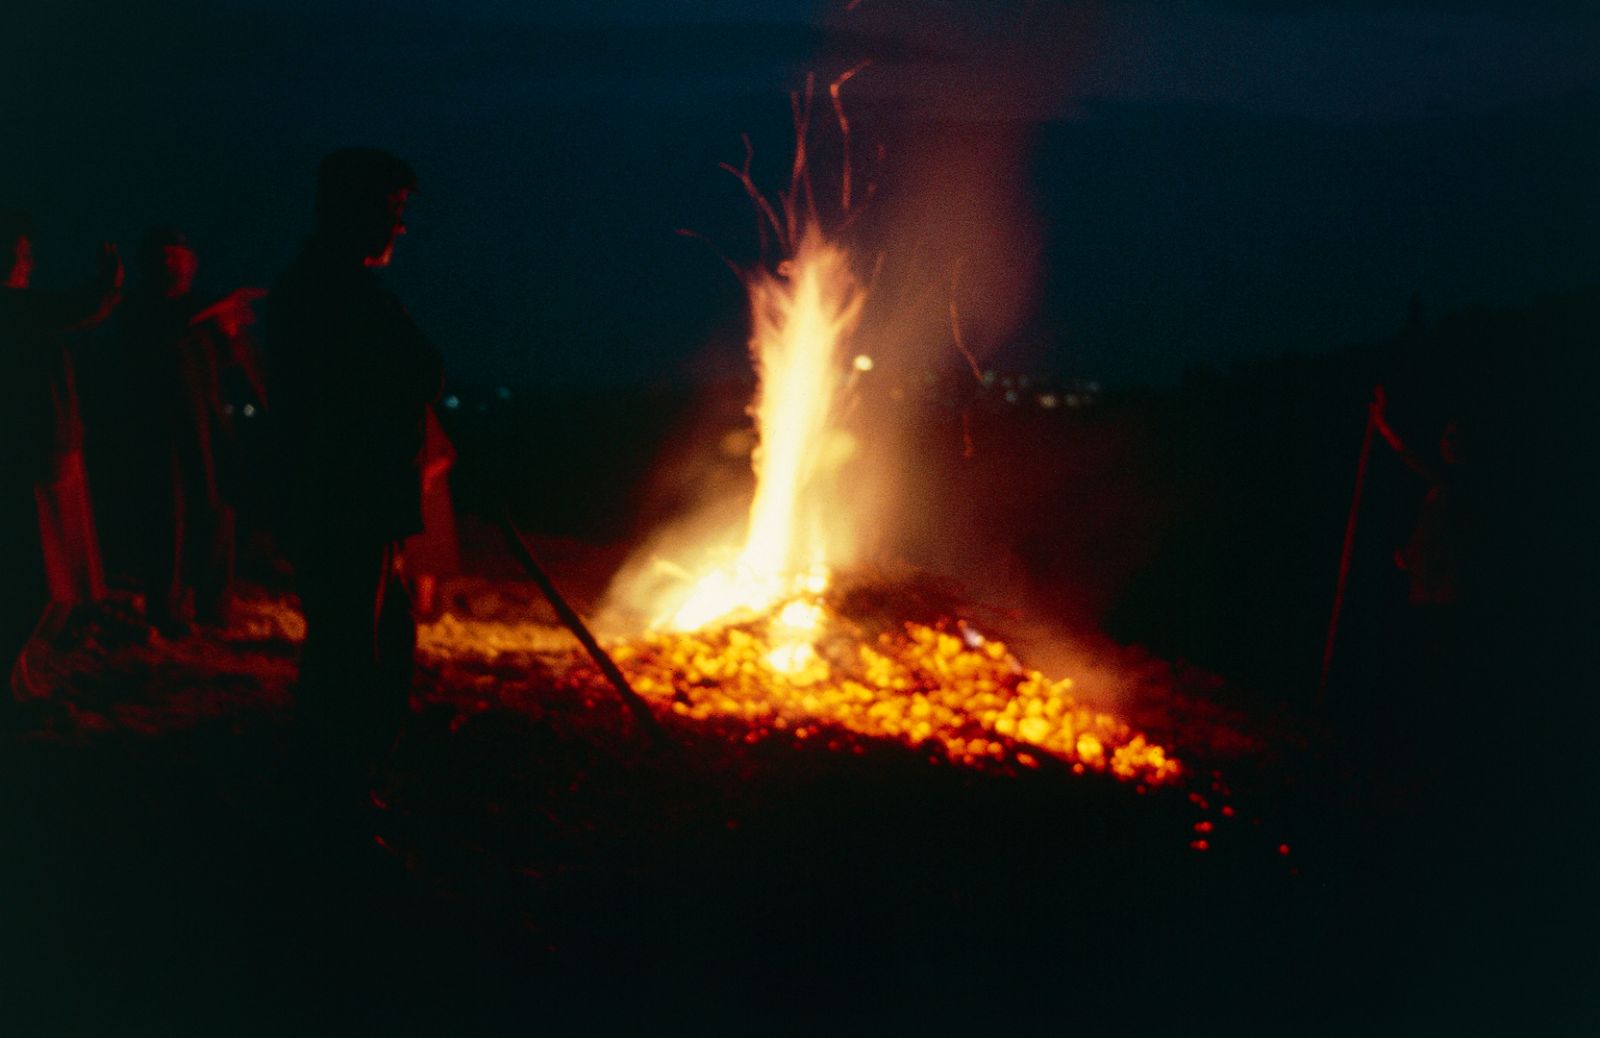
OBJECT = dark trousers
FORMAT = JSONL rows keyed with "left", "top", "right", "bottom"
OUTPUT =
{"left": 291, "top": 534, "right": 416, "bottom": 765}
{"left": 134, "top": 453, "right": 235, "bottom": 628}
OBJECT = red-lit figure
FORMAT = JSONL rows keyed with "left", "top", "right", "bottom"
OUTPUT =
{"left": 1370, "top": 386, "right": 1475, "bottom": 610}
{"left": 112, "top": 228, "right": 265, "bottom": 637}
{"left": 1368, "top": 384, "right": 1485, "bottom": 737}
{"left": 0, "top": 211, "right": 122, "bottom": 707}
{"left": 265, "top": 149, "right": 443, "bottom": 771}
{"left": 402, "top": 404, "right": 460, "bottom": 621}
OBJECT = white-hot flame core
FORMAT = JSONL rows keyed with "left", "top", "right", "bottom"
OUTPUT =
{"left": 661, "top": 226, "right": 866, "bottom": 635}
{"left": 775, "top": 599, "right": 824, "bottom": 632}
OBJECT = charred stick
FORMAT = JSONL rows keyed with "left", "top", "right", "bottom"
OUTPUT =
{"left": 498, "top": 510, "right": 669, "bottom": 748}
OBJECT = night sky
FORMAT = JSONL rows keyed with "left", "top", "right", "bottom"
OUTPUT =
{"left": 5, "top": 0, "right": 1596, "bottom": 389}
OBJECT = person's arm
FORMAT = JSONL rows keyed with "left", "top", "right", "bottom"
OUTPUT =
{"left": 1370, "top": 384, "right": 1440, "bottom": 484}
{"left": 190, "top": 286, "right": 266, "bottom": 335}
{"left": 195, "top": 287, "right": 271, "bottom": 409}
{"left": 420, "top": 404, "right": 456, "bottom": 492}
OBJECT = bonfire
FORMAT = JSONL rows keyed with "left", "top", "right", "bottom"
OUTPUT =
{"left": 563, "top": 74, "right": 1182, "bottom": 787}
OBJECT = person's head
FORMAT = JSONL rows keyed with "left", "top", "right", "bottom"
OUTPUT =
{"left": 315, "top": 147, "right": 417, "bottom": 267}
{"left": 3, "top": 211, "right": 36, "bottom": 288}
{"left": 140, "top": 226, "right": 197, "bottom": 297}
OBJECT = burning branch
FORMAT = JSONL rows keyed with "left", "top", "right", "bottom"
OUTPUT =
{"left": 830, "top": 61, "right": 872, "bottom": 214}
{"left": 789, "top": 73, "right": 818, "bottom": 241}
{"left": 719, "top": 134, "right": 789, "bottom": 258}
{"left": 672, "top": 228, "right": 744, "bottom": 285}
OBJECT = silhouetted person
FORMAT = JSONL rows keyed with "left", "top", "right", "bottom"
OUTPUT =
{"left": 1, "top": 212, "right": 122, "bottom": 706}
{"left": 265, "top": 149, "right": 442, "bottom": 774}
{"left": 114, "top": 227, "right": 264, "bottom": 636}
{"left": 1368, "top": 385, "right": 1487, "bottom": 794}
{"left": 1371, "top": 387, "right": 1477, "bottom": 613}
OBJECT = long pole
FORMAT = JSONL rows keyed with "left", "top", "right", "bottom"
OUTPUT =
{"left": 498, "top": 510, "right": 669, "bottom": 748}
{"left": 1318, "top": 408, "right": 1376, "bottom": 704}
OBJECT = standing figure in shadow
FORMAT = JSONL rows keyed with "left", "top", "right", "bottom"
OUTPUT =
{"left": 1370, "top": 386, "right": 1482, "bottom": 704}
{"left": 0, "top": 212, "right": 122, "bottom": 705}
{"left": 1366, "top": 384, "right": 1491, "bottom": 829}
{"left": 265, "top": 150, "right": 442, "bottom": 777}
{"left": 113, "top": 227, "right": 264, "bottom": 637}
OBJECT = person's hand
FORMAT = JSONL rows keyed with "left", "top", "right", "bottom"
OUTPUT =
{"left": 96, "top": 242, "right": 124, "bottom": 292}
{"left": 194, "top": 286, "right": 266, "bottom": 337}
{"left": 1370, "top": 384, "right": 1403, "bottom": 451}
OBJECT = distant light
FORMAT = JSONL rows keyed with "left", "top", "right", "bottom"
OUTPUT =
{"left": 242, "top": 403, "right": 256, "bottom": 417}
{"left": 1038, "top": 393, "right": 1059, "bottom": 409}
{"left": 443, "top": 395, "right": 461, "bottom": 410}
{"left": 852, "top": 354, "right": 874, "bottom": 372}
{"left": 496, "top": 386, "right": 512, "bottom": 400}
{"left": 981, "top": 370, "right": 996, "bottom": 387}
{"left": 1065, "top": 394, "right": 1081, "bottom": 408}
{"left": 1004, "top": 390, "right": 1019, "bottom": 404}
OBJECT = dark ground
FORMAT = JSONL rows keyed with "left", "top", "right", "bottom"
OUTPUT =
{"left": 1, "top": 571, "right": 1590, "bottom": 1034}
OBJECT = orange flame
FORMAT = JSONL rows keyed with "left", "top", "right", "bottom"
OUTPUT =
{"left": 663, "top": 228, "right": 864, "bottom": 638}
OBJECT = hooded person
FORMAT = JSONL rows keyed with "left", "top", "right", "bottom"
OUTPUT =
{"left": 111, "top": 226, "right": 262, "bottom": 635}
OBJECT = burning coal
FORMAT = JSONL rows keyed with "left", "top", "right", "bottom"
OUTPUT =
{"left": 610, "top": 616, "right": 1178, "bottom": 784}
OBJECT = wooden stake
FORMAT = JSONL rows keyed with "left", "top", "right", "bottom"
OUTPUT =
{"left": 1318, "top": 408, "right": 1376, "bottom": 705}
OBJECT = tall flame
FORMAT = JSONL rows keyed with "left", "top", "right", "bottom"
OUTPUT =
{"left": 664, "top": 227, "right": 865, "bottom": 637}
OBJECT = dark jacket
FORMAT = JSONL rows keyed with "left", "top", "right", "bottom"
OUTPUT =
{"left": 117, "top": 291, "right": 228, "bottom": 507}
{"left": 265, "top": 238, "right": 443, "bottom": 543}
